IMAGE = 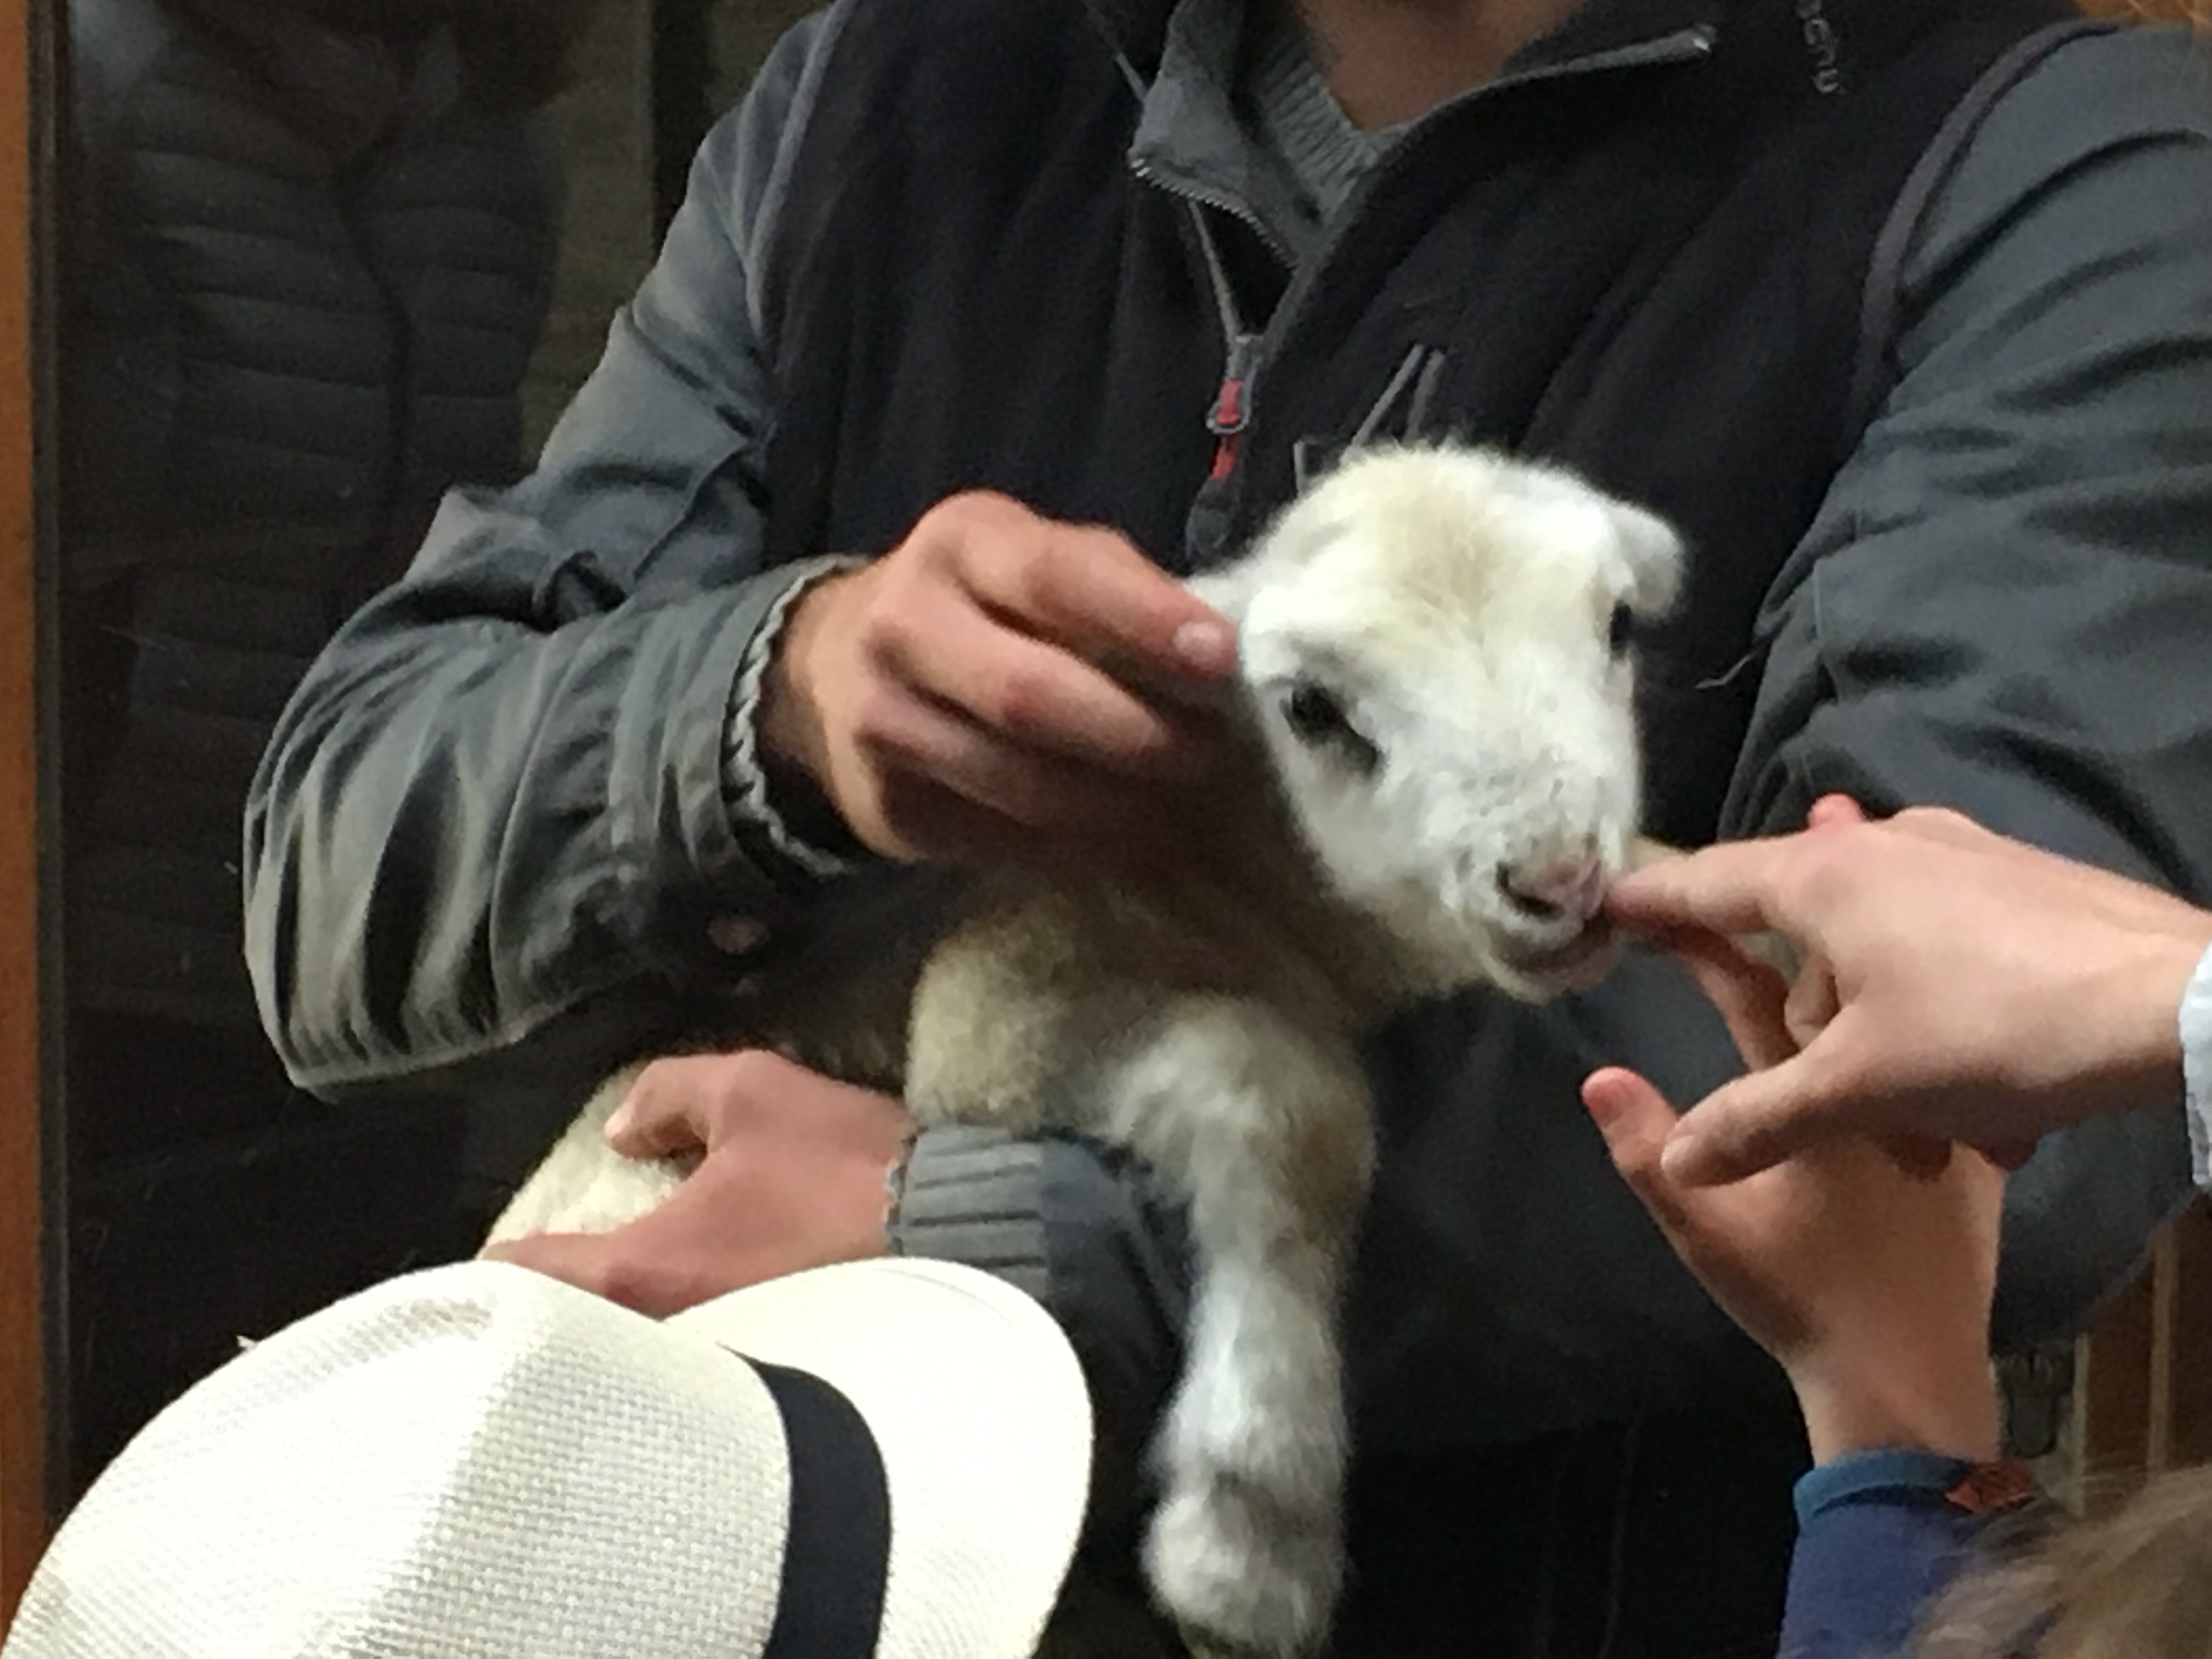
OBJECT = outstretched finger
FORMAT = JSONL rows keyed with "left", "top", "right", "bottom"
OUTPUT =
{"left": 1582, "top": 1066, "right": 1694, "bottom": 1236}
{"left": 1605, "top": 837, "right": 1805, "bottom": 940}
{"left": 1654, "top": 925, "right": 1799, "bottom": 1073}
{"left": 1884, "top": 804, "right": 2012, "bottom": 854}
{"left": 1656, "top": 1053, "right": 1849, "bottom": 1187}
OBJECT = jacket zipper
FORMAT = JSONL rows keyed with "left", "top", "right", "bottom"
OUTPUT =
{"left": 1206, "top": 330, "right": 1263, "bottom": 479}
{"left": 1126, "top": 150, "right": 1283, "bottom": 495}
{"left": 1125, "top": 151, "right": 1296, "bottom": 268}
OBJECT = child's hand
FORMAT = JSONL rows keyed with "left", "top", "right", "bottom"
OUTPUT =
{"left": 1582, "top": 1066, "right": 2005, "bottom": 1465}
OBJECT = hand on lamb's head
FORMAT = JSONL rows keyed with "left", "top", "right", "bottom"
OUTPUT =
{"left": 1193, "top": 443, "right": 1686, "bottom": 1003}
{"left": 757, "top": 489, "right": 1240, "bottom": 881}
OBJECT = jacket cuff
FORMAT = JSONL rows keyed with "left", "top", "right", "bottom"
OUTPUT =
{"left": 886, "top": 1125, "right": 1052, "bottom": 1302}
{"left": 720, "top": 554, "right": 869, "bottom": 885}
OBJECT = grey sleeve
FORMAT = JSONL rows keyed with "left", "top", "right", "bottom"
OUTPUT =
{"left": 242, "top": 12, "right": 851, "bottom": 1101}
{"left": 1721, "top": 27, "right": 2212, "bottom": 1338}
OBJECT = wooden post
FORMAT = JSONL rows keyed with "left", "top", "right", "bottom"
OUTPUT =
{"left": 2148, "top": 1203, "right": 2212, "bottom": 1470}
{"left": 0, "top": 0, "right": 42, "bottom": 1624}
{"left": 2072, "top": 1199, "right": 2212, "bottom": 1516}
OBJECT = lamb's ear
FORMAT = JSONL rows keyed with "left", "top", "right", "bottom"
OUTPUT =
{"left": 1610, "top": 503, "right": 1686, "bottom": 619}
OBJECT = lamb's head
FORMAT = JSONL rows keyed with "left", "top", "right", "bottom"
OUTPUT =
{"left": 1193, "top": 444, "right": 1684, "bottom": 1002}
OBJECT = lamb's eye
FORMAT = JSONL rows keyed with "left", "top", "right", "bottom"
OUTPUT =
{"left": 1607, "top": 602, "right": 1637, "bottom": 656}
{"left": 1281, "top": 680, "right": 1380, "bottom": 775}
{"left": 1284, "top": 681, "right": 1347, "bottom": 740}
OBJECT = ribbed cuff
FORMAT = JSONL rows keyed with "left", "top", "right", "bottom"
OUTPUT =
{"left": 886, "top": 1125, "right": 1052, "bottom": 1304}
{"left": 2180, "top": 940, "right": 2212, "bottom": 1193}
{"left": 720, "top": 554, "right": 868, "bottom": 884}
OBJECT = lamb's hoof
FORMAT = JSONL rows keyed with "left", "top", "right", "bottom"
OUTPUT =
{"left": 1144, "top": 1483, "right": 1342, "bottom": 1659}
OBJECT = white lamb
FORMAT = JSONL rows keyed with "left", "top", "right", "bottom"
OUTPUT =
{"left": 483, "top": 443, "right": 1686, "bottom": 1657}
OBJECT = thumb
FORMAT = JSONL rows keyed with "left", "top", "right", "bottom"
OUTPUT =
{"left": 1582, "top": 1066, "right": 1689, "bottom": 1224}
{"left": 1661, "top": 926, "right": 1798, "bottom": 1072}
{"left": 603, "top": 1059, "right": 722, "bottom": 1160}
{"left": 1658, "top": 1051, "right": 1850, "bottom": 1187}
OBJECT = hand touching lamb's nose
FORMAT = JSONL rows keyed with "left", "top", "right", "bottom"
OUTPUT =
{"left": 1603, "top": 797, "right": 2212, "bottom": 1186}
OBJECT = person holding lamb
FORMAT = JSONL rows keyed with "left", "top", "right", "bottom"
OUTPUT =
{"left": 242, "top": 0, "right": 2212, "bottom": 1649}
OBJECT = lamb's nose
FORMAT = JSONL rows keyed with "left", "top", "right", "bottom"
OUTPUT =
{"left": 1498, "top": 846, "right": 1607, "bottom": 925}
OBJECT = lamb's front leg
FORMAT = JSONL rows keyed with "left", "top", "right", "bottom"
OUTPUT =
{"left": 1108, "top": 1001, "right": 1375, "bottom": 1659}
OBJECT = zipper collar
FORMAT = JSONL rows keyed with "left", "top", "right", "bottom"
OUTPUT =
{"left": 1124, "top": 0, "right": 1310, "bottom": 267}
{"left": 1120, "top": 0, "right": 1724, "bottom": 276}
{"left": 1104, "top": 0, "right": 1733, "bottom": 92}
{"left": 1118, "top": 0, "right": 1724, "bottom": 556}
{"left": 1091, "top": 0, "right": 1728, "bottom": 84}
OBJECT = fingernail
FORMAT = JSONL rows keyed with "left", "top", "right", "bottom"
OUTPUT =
{"left": 1173, "top": 620, "right": 1235, "bottom": 674}
{"left": 604, "top": 1098, "right": 636, "bottom": 1142}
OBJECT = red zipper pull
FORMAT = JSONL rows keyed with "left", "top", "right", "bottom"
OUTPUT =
{"left": 1207, "top": 332, "right": 1261, "bottom": 481}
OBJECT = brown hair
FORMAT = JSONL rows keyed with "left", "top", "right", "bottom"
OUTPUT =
{"left": 1908, "top": 1466, "right": 2212, "bottom": 1658}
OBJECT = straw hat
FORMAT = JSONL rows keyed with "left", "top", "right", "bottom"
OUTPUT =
{"left": 4, "top": 1257, "right": 1092, "bottom": 1657}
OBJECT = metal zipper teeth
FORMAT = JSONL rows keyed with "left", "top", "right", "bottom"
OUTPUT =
{"left": 1125, "top": 151, "right": 1295, "bottom": 284}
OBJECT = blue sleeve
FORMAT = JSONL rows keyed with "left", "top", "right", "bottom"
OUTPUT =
{"left": 1779, "top": 1452, "right": 1988, "bottom": 1657}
